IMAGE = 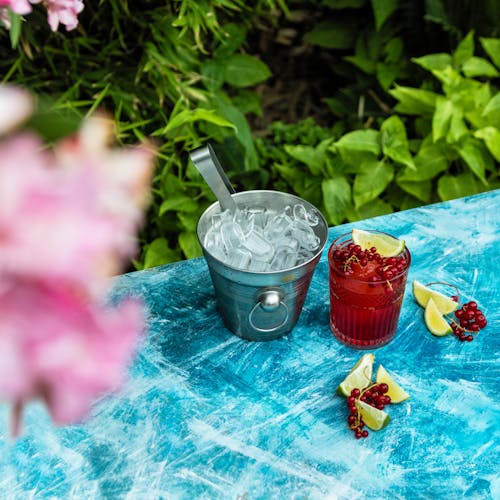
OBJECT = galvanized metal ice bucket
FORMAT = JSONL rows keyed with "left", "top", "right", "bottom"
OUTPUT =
{"left": 197, "top": 190, "right": 328, "bottom": 341}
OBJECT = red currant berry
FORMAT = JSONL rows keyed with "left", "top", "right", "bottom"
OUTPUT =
{"left": 378, "top": 383, "right": 389, "bottom": 394}
{"left": 351, "top": 388, "right": 361, "bottom": 398}
{"left": 361, "top": 430, "right": 369, "bottom": 438}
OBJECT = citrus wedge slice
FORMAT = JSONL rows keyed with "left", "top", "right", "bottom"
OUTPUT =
{"left": 336, "top": 353, "right": 374, "bottom": 396}
{"left": 355, "top": 399, "right": 391, "bottom": 431}
{"left": 412, "top": 280, "right": 458, "bottom": 315}
{"left": 424, "top": 298, "right": 452, "bottom": 336}
{"left": 352, "top": 229, "right": 405, "bottom": 257}
{"left": 375, "top": 364, "right": 410, "bottom": 403}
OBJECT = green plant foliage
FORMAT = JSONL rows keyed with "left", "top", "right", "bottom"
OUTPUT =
{"left": 2, "top": 0, "right": 499, "bottom": 270}
{"left": 0, "top": 0, "right": 283, "bottom": 268}
{"left": 256, "top": 32, "right": 499, "bottom": 227}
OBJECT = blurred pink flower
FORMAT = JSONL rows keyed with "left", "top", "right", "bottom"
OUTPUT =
{"left": 45, "top": 0, "right": 84, "bottom": 31}
{"left": 0, "top": 81, "right": 34, "bottom": 135}
{"left": 0, "top": 279, "right": 144, "bottom": 433}
{"left": 0, "top": 0, "right": 84, "bottom": 31}
{"left": 0, "top": 85, "right": 156, "bottom": 435}
{"left": 0, "top": 0, "right": 32, "bottom": 15}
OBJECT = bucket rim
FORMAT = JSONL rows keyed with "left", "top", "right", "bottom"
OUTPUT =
{"left": 197, "top": 190, "right": 329, "bottom": 275}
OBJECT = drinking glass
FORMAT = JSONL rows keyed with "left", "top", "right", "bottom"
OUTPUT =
{"left": 328, "top": 231, "right": 411, "bottom": 349}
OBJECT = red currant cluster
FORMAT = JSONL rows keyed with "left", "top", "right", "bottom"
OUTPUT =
{"left": 451, "top": 301, "right": 488, "bottom": 342}
{"left": 332, "top": 244, "right": 408, "bottom": 280}
{"left": 346, "top": 384, "right": 391, "bottom": 439}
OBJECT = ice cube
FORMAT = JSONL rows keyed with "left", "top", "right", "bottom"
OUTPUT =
{"left": 241, "top": 229, "right": 274, "bottom": 261}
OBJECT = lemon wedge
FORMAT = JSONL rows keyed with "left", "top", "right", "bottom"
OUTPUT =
{"left": 412, "top": 280, "right": 458, "bottom": 315}
{"left": 352, "top": 228, "right": 405, "bottom": 257}
{"left": 376, "top": 364, "right": 410, "bottom": 403}
{"left": 424, "top": 298, "right": 452, "bottom": 336}
{"left": 355, "top": 399, "right": 391, "bottom": 430}
{"left": 336, "top": 353, "right": 374, "bottom": 396}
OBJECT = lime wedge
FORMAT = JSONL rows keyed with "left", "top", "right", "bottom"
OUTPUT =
{"left": 375, "top": 365, "right": 410, "bottom": 403}
{"left": 355, "top": 399, "right": 391, "bottom": 431}
{"left": 424, "top": 298, "right": 452, "bottom": 336}
{"left": 412, "top": 280, "right": 458, "bottom": 315}
{"left": 352, "top": 229, "right": 405, "bottom": 257}
{"left": 336, "top": 353, "right": 374, "bottom": 396}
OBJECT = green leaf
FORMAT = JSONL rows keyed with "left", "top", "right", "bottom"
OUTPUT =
{"left": 432, "top": 97, "right": 453, "bottom": 142}
{"left": 482, "top": 92, "right": 500, "bottom": 122}
{"left": 437, "top": 173, "right": 480, "bottom": 201}
{"left": 480, "top": 37, "right": 500, "bottom": 68}
{"left": 353, "top": 160, "right": 394, "bottom": 208}
{"left": 376, "top": 62, "right": 400, "bottom": 90}
{"left": 214, "top": 23, "right": 247, "bottom": 58}
{"left": 389, "top": 86, "right": 438, "bottom": 116}
{"left": 208, "top": 92, "right": 259, "bottom": 170}
{"left": 165, "top": 109, "right": 236, "bottom": 133}
{"left": 371, "top": 0, "right": 398, "bottom": 30}
{"left": 412, "top": 53, "right": 452, "bottom": 71}
{"left": 462, "top": 57, "right": 500, "bottom": 78}
{"left": 284, "top": 145, "right": 326, "bottom": 176}
{"left": 223, "top": 54, "right": 271, "bottom": 87}
{"left": 201, "top": 59, "right": 224, "bottom": 91}
{"left": 397, "top": 180, "right": 432, "bottom": 202}
{"left": 177, "top": 211, "right": 199, "bottom": 233}
{"left": 344, "top": 55, "right": 376, "bottom": 74}
{"left": 159, "top": 195, "right": 199, "bottom": 216}
{"left": 322, "top": 176, "right": 351, "bottom": 225}
{"left": 474, "top": 127, "right": 500, "bottom": 162}
{"left": 384, "top": 37, "right": 404, "bottom": 63}
{"left": 345, "top": 198, "right": 393, "bottom": 222}
{"left": 456, "top": 137, "right": 491, "bottom": 185}
{"left": 397, "top": 142, "right": 449, "bottom": 181}
{"left": 304, "top": 20, "right": 357, "bottom": 49}
{"left": 8, "top": 11, "right": 22, "bottom": 48}
{"left": 431, "top": 66, "right": 462, "bottom": 89}
{"left": 447, "top": 107, "right": 469, "bottom": 143}
{"left": 334, "top": 129, "right": 381, "bottom": 156}
{"left": 143, "top": 238, "right": 180, "bottom": 269}
{"left": 380, "top": 115, "right": 415, "bottom": 169}
{"left": 452, "top": 30, "right": 475, "bottom": 68}
{"left": 179, "top": 231, "right": 202, "bottom": 259}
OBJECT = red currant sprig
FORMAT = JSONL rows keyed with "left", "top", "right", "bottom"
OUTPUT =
{"left": 451, "top": 301, "right": 488, "bottom": 342}
{"left": 346, "top": 384, "right": 392, "bottom": 439}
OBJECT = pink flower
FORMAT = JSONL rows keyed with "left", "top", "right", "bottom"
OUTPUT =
{"left": 0, "top": 0, "right": 84, "bottom": 32}
{"left": 0, "top": 0, "right": 32, "bottom": 15}
{"left": 0, "top": 85, "right": 34, "bottom": 135}
{"left": 0, "top": 85, "right": 156, "bottom": 435}
{"left": 44, "top": 0, "right": 84, "bottom": 31}
{"left": 0, "top": 278, "right": 144, "bottom": 433}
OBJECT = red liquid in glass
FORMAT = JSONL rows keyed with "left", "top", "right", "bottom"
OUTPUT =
{"left": 328, "top": 236, "right": 411, "bottom": 349}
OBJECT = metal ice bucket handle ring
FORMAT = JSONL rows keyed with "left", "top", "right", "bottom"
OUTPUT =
{"left": 248, "top": 288, "right": 289, "bottom": 333}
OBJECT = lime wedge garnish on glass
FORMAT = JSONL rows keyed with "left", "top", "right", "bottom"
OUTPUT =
{"left": 336, "top": 353, "right": 374, "bottom": 396}
{"left": 412, "top": 280, "right": 458, "bottom": 315}
{"left": 424, "top": 298, "right": 452, "bottom": 336}
{"left": 375, "top": 364, "right": 410, "bottom": 403}
{"left": 352, "top": 229, "right": 405, "bottom": 257}
{"left": 355, "top": 399, "right": 391, "bottom": 431}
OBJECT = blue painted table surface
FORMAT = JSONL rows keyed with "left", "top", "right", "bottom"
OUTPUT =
{"left": 1, "top": 190, "right": 499, "bottom": 499}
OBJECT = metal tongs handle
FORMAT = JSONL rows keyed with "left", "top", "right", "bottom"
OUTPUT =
{"left": 189, "top": 144, "right": 237, "bottom": 214}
